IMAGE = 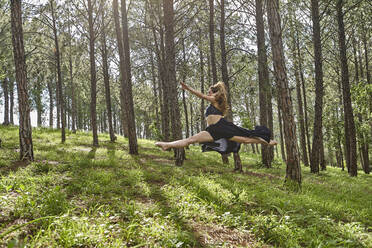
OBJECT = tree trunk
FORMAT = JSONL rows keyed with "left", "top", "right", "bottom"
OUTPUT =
{"left": 101, "top": 9, "right": 116, "bottom": 142}
{"left": 309, "top": 0, "right": 324, "bottom": 173}
{"left": 255, "top": 0, "right": 271, "bottom": 167}
{"left": 47, "top": 78, "right": 54, "bottom": 128}
{"left": 151, "top": 13, "right": 170, "bottom": 141}
{"left": 56, "top": 69, "right": 60, "bottom": 129}
{"left": 163, "top": 0, "right": 184, "bottom": 165}
{"left": 245, "top": 95, "right": 256, "bottom": 154}
{"left": 149, "top": 47, "right": 160, "bottom": 133}
{"left": 220, "top": 0, "right": 232, "bottom": 120}
{"left": 181, "top": 37, "right": 190, "bottom": 138}
{"left": 199, "top": 29, "right": 206, "bottom": 131}
{"left": 87, "top": 0, "right": 98, "bottom": 147}
{"left": 336, "top": 0, "right": 357, "bottom": 177}
{"left": 9, "top": 79, "right": 14, "bottom": 125}
{"left": 220, "top": 0, "right": 239, "bottom": 167}
{"left": 353, "top": 35, "right": 370, "bottom": 174}
{"left": 2, "top": 78, "right": 9, "bottom": 125}
{"left": 190, "top": 102, "right": 194, "bottom": 136}
{"left": 67, "top": 14, "right": 76, "bottom": 133}
{"left": 35, "top": 79, "right": 43, "bottom": 127}
{"left": 50, "top": 0, "right": 65, "bottom": 142}
{"left": 292, "top": 20, "right": 309, "bottom": 167}
{"left": 209, "top": 0, "right": 217, "bottom": 84}
{"left": 278, "top": 93, "right": 286, "bottom": 162}
{"left": 10, "top": 0, "right": 34, "bottom": 161}
{"left": 121, "top": 0, "right": 138, "bottom": 154}
{"left": 267, "top": 0, "right": 301, "bottom": 186}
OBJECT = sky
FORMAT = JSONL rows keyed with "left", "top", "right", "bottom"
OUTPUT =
{"left": 0, "top": 105, "right": 50, "bottom": 128}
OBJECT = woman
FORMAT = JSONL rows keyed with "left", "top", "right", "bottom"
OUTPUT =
{"left": 155, "top": 82, "right": 277, "bottom": 151}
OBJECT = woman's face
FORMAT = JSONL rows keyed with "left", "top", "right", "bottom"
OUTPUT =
{"left": 208, "top": 88, "right": 213, "bottom": 96}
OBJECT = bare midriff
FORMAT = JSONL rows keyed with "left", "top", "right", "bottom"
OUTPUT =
{"left": 206, "top": 114, "right": 223, "bottom": 126}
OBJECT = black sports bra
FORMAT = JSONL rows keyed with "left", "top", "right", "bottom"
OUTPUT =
{"left": 205, "top": 104, "right": 223, "bottom": 117}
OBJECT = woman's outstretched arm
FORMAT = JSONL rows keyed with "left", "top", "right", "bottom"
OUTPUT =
{"left": 180, "top": 82, "right": 215, "bottom": 102}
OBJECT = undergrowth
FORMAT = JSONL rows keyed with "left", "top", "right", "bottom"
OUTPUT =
{"left": 0, "top": 125, "right": 371, "bottom": 247}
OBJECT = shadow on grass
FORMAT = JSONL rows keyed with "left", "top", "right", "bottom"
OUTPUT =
{"left": 131, "top": 156, "right": 203, "bottom": 247}
{"left": 107, "top": 145, "right": 116, "bottom": 160}
{"left": 0, "top": 160, "right": 30, "bottom": 176}
{"left": 87, "top": 148, "right": 97, "bottom": 159}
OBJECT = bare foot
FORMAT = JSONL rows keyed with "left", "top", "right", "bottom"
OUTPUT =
{"left": 155, "top": 142, "right": 170, "bottom": 151}
{"left": 269, "top": 140, "right": 278, "bottom": 146}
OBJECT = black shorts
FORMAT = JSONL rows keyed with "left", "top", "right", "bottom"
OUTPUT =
{"left": 205, "top": 118, "right": 271, "bottom": 143}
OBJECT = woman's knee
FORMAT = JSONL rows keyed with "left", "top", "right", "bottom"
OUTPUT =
{"left": 187, "top": 136, "right": 197, "bottom": 145}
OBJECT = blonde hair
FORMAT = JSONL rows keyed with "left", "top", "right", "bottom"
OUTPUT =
{"left": 210, "top": 81, "right": 228, "bottom": 116}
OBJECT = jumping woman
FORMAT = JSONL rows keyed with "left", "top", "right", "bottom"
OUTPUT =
{"left": 155, "top": 82, "right": 277, "bottom": 151}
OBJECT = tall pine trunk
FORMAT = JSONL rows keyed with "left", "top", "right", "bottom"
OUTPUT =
{"left": 67, "top": 13, "right": 76, "bottom": 133}
{"left": 47, "top": 77, "right": 54, "bottom": 128}
{"left": 267, "top": 0, "right": 301, "bottom": 187}
{"left": 309, "top": 0, "right": 324, "bottom": 173}
{"left": 199, "top": 29, "right": 206, "bottom": 131}
{"left": 50, "top": 0, "right": 65, "bottom": 142}
{"left": 336, "top": 0, "right": 357, "bottom": 177}
{"left": 209, "top": 0, "right": 217, "bottom": 84}
{"left": 255, "top": 0, "right": 271, "bottom": 167}
{"left": 220, "top": 0, "right": 241, "bottom": 167}
{"left": 121, "top": 0, "right": 138, "bottom": 154}
{"left": 9, "top": 79, "right": 14, "bottom": 125}
{"left": 101, "top": 9, "right": 116, "bottom": 142}
{"left": 181, "top": 37, "right": 190, "bottom": 139}
{"left": 2, "top": 78, "right": 9, "bottom": 125}
{"left": 289, "top": 10, "right": 308, "bottom": 167}
{"left": 10, "top": 0, "right": 34, "bottom": 161}
{"left": 87, "top": 0, "right": 98, "bottom": 146}
{"left": 163, "top": 0, "right": 184, "bottom": 165}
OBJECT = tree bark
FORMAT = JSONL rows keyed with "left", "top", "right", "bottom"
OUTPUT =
{"left": 163, "top": 0, "right": 184, "bottom": 165}
{"left": 50, "top": 0, "right": 65, "bottom": 142}
{"left": 56, "top": 68, "right": 60, "bottom": 129}
{"left": 67, "top": 13, "right": 76, "bottom": 133}
{"left": 10, "top": 0, "right": 34, "bottom": 161}
{"left": 199, "top": 29, "right": 206, "bottom": 131}
{"left": 121, "top": 0, "right": 138, "bottom": 154}
{"left": 2, "top": 78, "right": 9, "bottom": 125}
{"left": 277, "top": 93, "right": 286, "bottom": 161}
{"left": 220, "top": 0, "right": 240, "bottom": 167}
{"left": 149, "top": 47, "right": 160, "bottom": 133}
{"left": 267, "top": 0, "right": 301, "bottom": 186}
{"left": 255, "top": 0, "right": 271, "bottom": 167}
{"left": 181, "top": 37, "right": 190, "bottom": 138}
{"left": 101, "top": 9, "right": 116, "bottom": 142}
{"left": 292, "top": 19, "right": 309, "bottom": 167}
{"left": 35, "top": 78, "right": 43, "bottom": 127}
{"left": 87, "top": 0, "right": 98, "bottom": 146}
{"left": 47, "top": 77, "right": 54, "bottom": 128}
{"left": 353, "top": 35, "right": 369, "bottom": 174}
{"left": 151, "top": 12, "right": 170, "bottom": 141}
{"left": 114, "top": 0, "right": 129, "bottom": 138}
{"left": 336, "top": 0, "right": 357, "bottom": 177}
{"left": 309, "top": 0, "right": 324, "bottom": 173}
{"left": 190, "top": 102, "right": 194, "bottom": 137}
{"left": 209, "top": 0, "right": 217, "bottom": 84}
{"left": 9, "top": 79, "right": 14, "bottom": 125}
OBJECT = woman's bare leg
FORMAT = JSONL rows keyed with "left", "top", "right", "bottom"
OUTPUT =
{"left": 230, "top": 136, "right": 278, "bottom": 146}
{"left": 155, "top": 131, "right": 214, "bottom": 151}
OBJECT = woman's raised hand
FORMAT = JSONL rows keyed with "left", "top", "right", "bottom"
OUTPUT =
{"left": 180, "top": 82, "right": 189, "bottom": 90}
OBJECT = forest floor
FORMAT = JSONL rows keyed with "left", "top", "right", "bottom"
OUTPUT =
{"left": 0, "top": 125, "right": 371, "bottom": 247}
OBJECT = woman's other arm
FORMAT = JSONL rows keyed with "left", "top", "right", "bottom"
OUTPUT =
{"left": 180, "top": 82, "right": 215, "bottom": 102}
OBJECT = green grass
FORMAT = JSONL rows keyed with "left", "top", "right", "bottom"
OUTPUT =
{"left": 0, "top": 125, "right": 371, "bottom": 247}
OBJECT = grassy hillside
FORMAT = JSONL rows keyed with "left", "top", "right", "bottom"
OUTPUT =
{"left": 0, "top": 125, "right": 371, "bottom": 247}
